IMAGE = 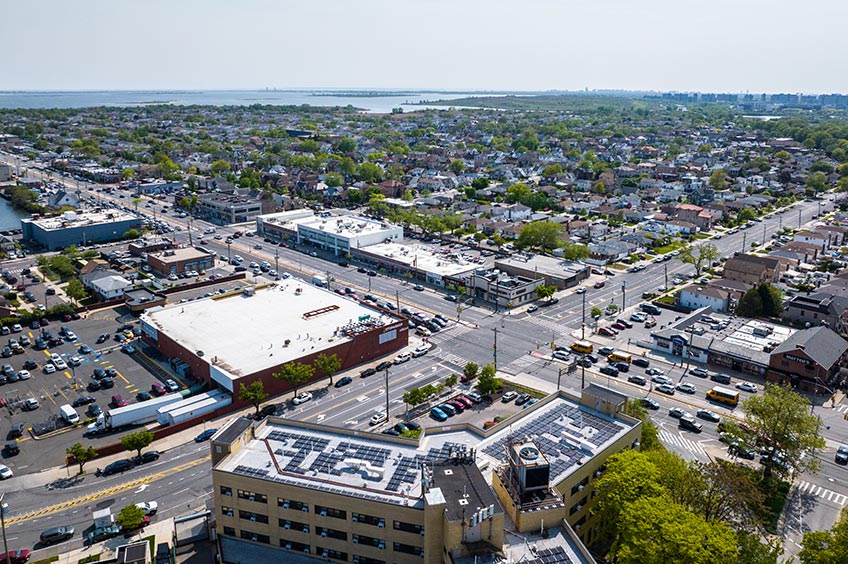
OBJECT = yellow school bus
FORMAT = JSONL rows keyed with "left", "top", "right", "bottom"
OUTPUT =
{"left": 570, "top": 341, "right": 594, "bottom": 354}
{"left": 607, "top": 351, "right": 632, "bottom": 364}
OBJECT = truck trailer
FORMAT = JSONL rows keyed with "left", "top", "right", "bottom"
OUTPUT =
{"left": 86, "top": 393, "right": 184, "bottom": 435}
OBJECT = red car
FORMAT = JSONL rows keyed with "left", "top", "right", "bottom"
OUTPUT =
{"left": 0, "top": 550, "right": 30, "bottom": 564}
{"left": 151, "top": 382, "right": 166, "bottom": 396}
{"left": 599, "top": 327, "right": 617, "bottom": 337}
{"left": 111, "top": 394, "right": 127, "bottom": 408}
{"left": 594, "top": 281, "right": 605, "bottom": 289}
{"left": 121, "top": 515, "right": 150, "bottom": 532}
{"left": 612, "top": 321, "right": 628, "bottom": 331}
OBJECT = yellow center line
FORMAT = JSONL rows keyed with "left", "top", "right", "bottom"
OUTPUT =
{"left": 4, "top": 455, "right": 211, "bottom": 526}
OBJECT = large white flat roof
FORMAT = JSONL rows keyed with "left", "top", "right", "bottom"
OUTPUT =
{"left": 364, "top": 241, "right": 478, "bottom": 277}
{"left": 294, "top": 214, "right": 401, "bottom": 239}
{"left": 24, "top": 210, "right": 137, "bottom": 230}
{"left": 142, "top": 280, "right": 397, "bottom": 379}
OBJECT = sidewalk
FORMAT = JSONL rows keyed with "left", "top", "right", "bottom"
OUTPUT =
{"left": 50, "top": 516, "right": 175, "bottom": 564}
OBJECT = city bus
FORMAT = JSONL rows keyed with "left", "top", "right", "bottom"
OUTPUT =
{"left": 706, "top": 386, "right": 740, "bottom": 407}
{"left": 570, "top": 341, "right": 594, "bottom": 354}
{"left": 607, "top": 351, "right": 632, "bottom": 364}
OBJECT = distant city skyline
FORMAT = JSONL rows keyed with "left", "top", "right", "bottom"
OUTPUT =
{"left": 5, "top": 0, "right": 848, "bottom": 93}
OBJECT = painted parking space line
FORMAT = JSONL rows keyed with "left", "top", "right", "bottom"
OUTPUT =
{"left": 64, "top": 371, "right": 71, "bottom": 379}
{"left": 125, "top": 384, "right": 134, "bottom": 389}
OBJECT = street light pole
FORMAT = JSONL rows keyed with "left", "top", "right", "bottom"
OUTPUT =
{"left": 492, "top": 327, "right": 498, "bottom": 371}
{"left": 274, "top": 248, "right": 279, "bottom": 279}
{"left": 621, "top": 281, "right": 626, "bottom": 313}
{"left": 0, "top": 493, "right": 10, "bottom": 564}
{"left": 742, "top": 232, "right": 747, "bottom": 253}
{"left": 664, "top": 263, "right": 668, "bottom": 290}
{"left": 384, "top": 366, "right": 390, "bottom": 423}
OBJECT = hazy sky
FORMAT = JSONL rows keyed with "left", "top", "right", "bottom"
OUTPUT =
{"left": 5, "top": 0, "right": 847, "bottom": 93}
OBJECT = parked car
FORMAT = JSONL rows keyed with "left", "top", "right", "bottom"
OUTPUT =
{"left": 71, "top": 395, "right": 96, "bottom": 407}
{"left": 599, "top": 365, "right": 619, "bottom": 378}
{"left": 135, "top": 452, "right": 160, "bottom": 464}
{"left": 39, "top": 526, "right": 75, "bottom": 545}
{"left": 696, "top": 409, "right": 722, "bottom": 423}
{"left": 430, "top": 407, "right": 448, "bottom": 421}
{"left": 292, "top": 392, "right": 313, "bottom": 405}
{"left": 164, "top": 379, "right": 180, "bottom": 392}
{"left": 360, "top": 367, "right": 377, "bottom": 378}
{"left": 835, "top": 445, "right": 848, "bottom": 465}
{"left": 334, "top": 376, "right": 353, "bottom": 388}
{"left": 102, "top": 459, "right": 133, "bottom": 475}
{"left": 0, "top": 550, "right": 30, "bottom": 564}
{"left": 194, "top": 429, "right": 218, "bottom": 442}
{"left": 369, "top": 412, "right": 388, "bottom": 426}
{"left": 501, "top": 391, "right": 519, "bottom": 403}
{"left": 736, "top": 381, "right": 758, "bottom": 393}
{"left": 669, "top": 407, "right": 688, "bottom": 419}
{"left": 679, "top": 415, "right": 703, "bottom": 433}
{"left": 151, "top": 382, "right": 166, "bottom": 395}
{"left": 690, "top": 368, "right": 709, "bottom": 378}
{"left": 111, "top": 394, "right": 127, "bottom": 408}
{"left": 627, "top": 374, "right": 647, "bottom": 386}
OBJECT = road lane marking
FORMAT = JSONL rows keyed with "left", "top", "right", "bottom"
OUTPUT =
{"left": 4, "top": 455, "right": 210, "bottom": 526}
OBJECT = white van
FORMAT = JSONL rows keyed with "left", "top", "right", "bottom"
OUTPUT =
{"left": 59, "top": 404, "right": 79, "bottom": 424}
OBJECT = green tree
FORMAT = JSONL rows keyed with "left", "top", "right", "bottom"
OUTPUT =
{"left": 402, "top": 387, "right": 427, "bottom": 409}
{"left": 799, "top": 516, "right": 848, "bottom": 564}
{"left": 334, "top": 137, "right": 357, "bottom": 154}
{"left": 594, "top": 450, "right": 665, "bottom": 542}
{"left": 401, "top": 189, "right": 414, "bottom": 202}
{"left": 210, "top": 160, "right": 231, "bottom": 176}
{"left": 623, "top": 400, "right": 661, "bottom": 451}
{"left": 357, "top": 162, "right": 383, "bottom": 183}
{"left": 710, "top": 168, "right": 729, "bottom": 190}
{"left": 116, "top": 503, "right": 146, "bottom": 530}
{"left": 66, "top": 442, "right": 98, "bottom": 474}
{"left": 560, "top": 241, "right": 590, "bottom": 260}
{"left": 740, "top": 384, "right": 826, "bottom": 479}
{"left": 448, "top": 160, "right": 466, "bottom": 174}
{"left": 323, "top": 172, "right": 343, "bottom": 188}
{"left": 506, "top": 183, "right": 531, "bottom": 203}
{"left": 757, "top": 282, "right": 783, "bottom": 317}
{"left": 132, "top": 196, "right": 142, "bottom": 214}
{"left": 534, "top": 285, "right": 556, "bottom": 301}
{"left": 806, "top": 171, "right": 829, "bottom": 195}
{"left": 471, "top": 177, "right": 490, "bottom": 190}
{"left": 590, "top": 306, "right": 602, "bottom": 318}
{"left": 463, "top": 362, "right": 479, "bottom": 381}
{"left": 738, "top": 207, "right": 757, "bottom": 222}
{"left": 615, "top": 496, "right": 738, "bottom": 564}
{"left": 238, "top": 380, "right": 270, "bottom": 416}
{"left": 476, "top": 364, "right": 501, "bottom": 394}
{"left": 774, "top": 150, "right": 791, "bottom": 162}
{"left": 120, "top": 429, "right": 154, "bottom": 459}
{"left": 516, "top": 221, "right": 562, "bottom": 251}
{"left": 120, "top": 168, "right": 135, "bottom": 180}
{"left": 123, "top": 229, "right": 140, "bottom": 240}
{"left": 542, "top": 164, "right": 563, "bottom": 177}
{"left": 64, "top": 277, "right": 87, "bottom": 302}
{"left": 445, "top": 374, "right": 458, "bottom": 389}
{"left": 735, "top": 286, "right": 764, "bottom": 318}
{"left": 679, "top": 243, "right": 720, "bottom": 276}
{"left": 274, "top": 361, "right": 314, "bottom": 398}
{"left": 313, "top": 352, "right": 342, "bottom": 386}
{"left": 809, "top": 160, "right": 835, "bottom": 174}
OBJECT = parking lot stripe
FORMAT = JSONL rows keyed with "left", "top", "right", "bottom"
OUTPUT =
{"left": 42, "top": 350, "right": 50, "bottom": 357}
{"left": 125, "top": 384, "right": 134, "bottom": 389}
{"left": 64, "top": 372, "right": 71, "bottom": 379}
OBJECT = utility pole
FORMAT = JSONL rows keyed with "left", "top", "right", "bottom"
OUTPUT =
{"left": 798, "top": 209, "right": 802, "bottom": 228}
{"left": 779, "top": 213, "right": 782, "bottom": 231}
{"left": 0, "top": 492, "right": 10, "bottom": 564}
{"left": 762, "top": 224, "right": 766, "bottom": 246}
{"left": 557, "top": 366, "right": 563, "bottom": 391}
{"left": 664, "top": 263, "right": 668, "bottom": 290}
{"left": 581, "top": 290, "right": 586, "bottom": 340}
{"left": 227, "top": 241, "right": 231, "bottom": 262}
{"left": 188, "top": 216, "right": 193, "bottom": 246}
{"left": 274, "top": 248, "right": 279, "bottom": 279}
{"left": 492, "top": 327, "right": 498, "bottom": 371}
{"left": 326, "top": 270, "right": 332, "bottom": 291}
{"left": 742, "top": 232, "right": 746, "bottom": 253}
{"left": 621, "top": 281, "right": 626, "bottom": 313}
{"left": 396, "top": 290, "right": 400, "bottom": 313}
{"left": 384, "top": 366, "right": 390, "bottom": 423}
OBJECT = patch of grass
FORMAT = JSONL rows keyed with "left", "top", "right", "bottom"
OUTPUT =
{"left": 758, "top": 476, "right": 790, "bottom": 534}
{"left": 654, "top": 241, "right": 686, "bottom": 254}
{"left": 79, "top": 554, "right": 101, "bottom": 564}
{"left": 31, "top": 557, "right": 59, "bottom": 564}
{"left": 142, "top": 534, "right": 155, "bottom": 558}
{"left": 693, "top": 233, "right": 711, "bottom": 240}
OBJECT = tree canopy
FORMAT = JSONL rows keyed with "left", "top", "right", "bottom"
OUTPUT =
{"left": 516, "top": 221, "right": 563, "bottom": 251}
{"left": 735, "top": 282, "right": 783, "bottom": 318}
{"left": 679, "top": 243, "right": 720, "bottom": 276}
{"left": 238, "top": 380, "right": 270, "bottom": 415}
{"left": 120, "top": 429, "right": 154, "bottom": 458}
{"left": 274, "top": 361, "right": 314, "bottom": 397}
{"left": 313, "top": 353, "right": 342, "bottom": 385}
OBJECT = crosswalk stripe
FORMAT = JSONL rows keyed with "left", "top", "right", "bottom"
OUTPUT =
{"left": 799, "top": 481, "right": 847, "bottom": 505}
{"left": 658, "top": 430, "right": 707, "bottom": 458}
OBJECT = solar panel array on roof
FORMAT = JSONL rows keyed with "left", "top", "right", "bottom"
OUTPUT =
{"left": 233, "top": 465, "right": 270, "bottom": 478}
{"left": 529, "top": 546, "right": 574, "bottom": 564}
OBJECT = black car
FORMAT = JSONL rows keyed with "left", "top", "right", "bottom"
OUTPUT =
{"left": 612, "top": 362, "right": 630, "bottom": 373}
{"left": 105, "top": 368, "right": 118, "bottom": 378}
{"left": 195, "top": 428, "right": 218, "bottom": 442}
{"left": 360, "top": 367, "right": 376, "bottom": 378}
{"left": 87, "top": 380, "right": 102, "bottom": 392}
{"left": 641, "top": 397, "right": 660, "bottom": 410}
{"left": 72, "top": 395, "right": 96, "bottom": 407}
{"left": 23, "top": 359, "right": 38, "bottom": 369}
{"left": 96, "top": 333, "right": 110, "bottom": 344}
{"left": 87, "top": 404, "right": 102, "bottom": 417}
{"left": 100, "top": 377, "right": 115, "bottom": 389}
{"left": 334, "top": 376, "right": 353, "bottom": 388}
{"left": 102, "top": 459, "right": 133, "bottom": 475}
{"left": 92, "top": 368, "right": 106, "bottom": 380}
{"left": 135, "top": 450, "right": 160, "bottom": 464}
{"left": 375, "top": 361, "right": 392, "bottom": 372}
{"left": 40, "top": 526, "right": 75, "bottom": 545}
{"left": 599, "top": 365, "right": 619, "bottom": 378}
{"left": 357, "top": 267, "right": 368, "bottom": 274}
{"left": 515, "top": 393, "right": 532, "bottom": 406}
{"left": 4, "top": 441, "right": 19, "bottom": 456}
{"left": 136, "top": 391, "right": 152, "bottom": 402}
{"left": 8, "top": 424, "right": 24, "bottom": 439}
{"left": 632, "top": 357, "right": 650, "bottom": 368}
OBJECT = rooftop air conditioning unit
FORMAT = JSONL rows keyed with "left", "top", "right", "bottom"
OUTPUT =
{"left": 578, "top": 484, "right": 584, "bottom": 491}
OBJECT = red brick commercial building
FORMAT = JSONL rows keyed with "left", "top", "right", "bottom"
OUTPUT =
{"left": 147, "top": 247, "right": 215, "bottom": 277}
{"left": 139, "top": 282, "right": 408, "bottom": 405}
{"left": 767, "top": 326, "right": 848, "bottom": 393}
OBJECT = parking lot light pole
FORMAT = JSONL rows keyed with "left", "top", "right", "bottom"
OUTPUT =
{"left": 581, "top": 291, "right": 586, "bottom": 340}
{"left": 274, "top": 248, "right": 279, "bottom": 279}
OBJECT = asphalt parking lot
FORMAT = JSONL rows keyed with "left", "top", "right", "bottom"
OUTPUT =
{"left": 0, "top": 305, "right": 189, "bottom": 473}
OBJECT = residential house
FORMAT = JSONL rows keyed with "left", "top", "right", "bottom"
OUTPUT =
{"left": 587, "top": 240, "right": 639, "bottom": 266}
{"left": 673, "top": 203, "right": 716, "bottom": 230}
{"left": 783, "top": 292, "right": 848, "bottom": 330}
{"left": 722, "top": 254, "right": 785, "bottom": 287}
{"left": 794, "top": 231, "right": 830, "bottom": 251}
{"left": 47, "top": 190, "right": 79, "bottom": 209}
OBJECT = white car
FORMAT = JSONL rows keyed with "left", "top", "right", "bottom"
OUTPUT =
{"left": 65, "top": 331, "right": 78, "bottom": 341}
{"left": 369, "top": 412, "right": 387, "bottom": 426}
{"left": 736, "top": 381, "right": 759, "bottom": 393}
{"left": 412, "top": 343, "right": 432, "bottom": 358}
{"left": 50, "top": 353, "right": 62, "bottom": 363}
{"left": 136, "top": 501, "right": 158, "bottom": 515}
{"left": 393, "top": 353, "right": 411, "bottom": 365}
{"left": 168, "top": 274, "right": 178, "bottom": 281}
{"left": 68, "top": 356, "right": 82, "bottom": 367}
{"left": 17, "top": 369, "right": 30, "bottom": 380}
{"left": 43, "top": 363, "right": 56, "bottom": 374}
{"left": 0, "top": 464, "right": 12, "bottom": 479}
{"left": 53, "top": 358, "right": 68, "bottom": 370}
{"left": 165, "top": 379, "right": 180, "bottom": 392}
{"left": 292, "top": 392, "right": 313, "bottom": 405}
